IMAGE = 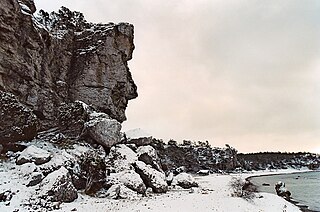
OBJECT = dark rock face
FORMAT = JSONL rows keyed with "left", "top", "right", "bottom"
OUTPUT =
{"left": 0, "top": 0, "right": 137, "bottom": 131}
{"left": 0, "top": 91, "right": 39, "bottom": 143}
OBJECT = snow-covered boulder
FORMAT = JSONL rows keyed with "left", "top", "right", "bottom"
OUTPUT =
{"left": 137, "top": 145, "right": 162, "bottom": 172}
{"left": 106, "top": 144, "right": 138, "bottom": 172}
{"left": 133, "top": 161, "right": 168, "bottom": 193}
{"left": 172, "top": 173, "right": 198, "bottom": 189}
{"left": 83, "top": 115, "right": 121, "bottom": 148}
{"left": 107, "top": 170, "right": 146, "bottom": 194}
{"left": 106, "top": 184, "right": 138, "bottom": 200}
{"left": 16, "top": 145, "right": 52, "bottom": 165}
{"left": 39, "top": 167, "right": 78, "bottom": 202}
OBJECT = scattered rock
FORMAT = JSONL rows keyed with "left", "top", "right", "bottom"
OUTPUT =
{"left": 16, "top": 145, "right": 52, "bottom": 165}
{"left": 133, "top": 161, "right": 168, "bottom": 193}
{"left": 172, "top": 173, "right": 198, "bottom": 189}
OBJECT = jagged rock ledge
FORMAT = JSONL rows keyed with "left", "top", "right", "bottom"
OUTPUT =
{"left": 0, "top": 0, "right": 137, "bottom": 144}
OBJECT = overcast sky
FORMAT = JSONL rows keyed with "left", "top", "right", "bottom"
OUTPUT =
{"left": 34, "top": 0, "right": 320, "bottom": 153}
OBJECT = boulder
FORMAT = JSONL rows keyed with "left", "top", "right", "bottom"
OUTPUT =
{"left": 172, "top": 173, "right": 198, "bottom": 189}
{"left": 106, "top": 144, "right": 138, "bottom": 172}
{"left": 0, "top": 91, "right": 38, "bottom": 144}
{"left": 39, "top": 167, "right": 78, "bottom": 202}
{"left": 133, "top": 161, "right": 168, "bottom": 193}
{"left": 106, "top": 184, "right": 138, "bottom": 200}
{"left": 83, "top": 115, "right": 121, "bottom": 148}
{"left": 16, "top": 145, "right": 52, "bottom": 165}
{"left": 107, "top": 170, "right": 146, "bottom": 194}
{"left": 137, "top": 145, "right": 162, "bottom": 172}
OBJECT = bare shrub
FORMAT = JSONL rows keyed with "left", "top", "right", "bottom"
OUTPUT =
{"left": 229, "top": 177, "right": 257, "bottom": 200}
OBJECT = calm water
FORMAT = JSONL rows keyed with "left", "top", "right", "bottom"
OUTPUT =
{"left": 249, "top": 171, "right": 320, "bottom": 211}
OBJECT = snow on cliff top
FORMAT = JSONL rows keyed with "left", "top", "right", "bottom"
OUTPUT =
{"left": 125, "top": 128, "right": 151, "bottom": 139}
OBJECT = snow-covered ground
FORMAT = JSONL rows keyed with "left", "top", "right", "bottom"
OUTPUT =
{"left": 1, "top": 158, "right": 304, "bottom": 212}
{"left": 58, "top": 171, "right": 302, "bottom": 212}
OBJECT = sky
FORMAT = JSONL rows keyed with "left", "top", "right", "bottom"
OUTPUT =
{"left": 34, "top": 0, "right": 320, "bottom": 153}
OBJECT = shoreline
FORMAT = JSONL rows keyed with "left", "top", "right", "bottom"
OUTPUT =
{"left": 246, "top": 169, "right": 319, "bottom": 212}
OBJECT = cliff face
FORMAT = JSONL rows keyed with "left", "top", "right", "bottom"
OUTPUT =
{"left": 0, "top": 0, "right": 137, "bottom": 131}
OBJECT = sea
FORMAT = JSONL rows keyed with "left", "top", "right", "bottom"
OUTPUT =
{"left": 249, "top": 171, "right": 320, "bottom": 211}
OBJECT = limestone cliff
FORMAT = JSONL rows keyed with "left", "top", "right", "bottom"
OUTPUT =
{"left": 0, "top": 0, "right": 137, "bottom": 134}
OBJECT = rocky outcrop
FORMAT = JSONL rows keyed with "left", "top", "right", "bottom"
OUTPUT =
{"left": 0, "top": 0, "right": 137, "bottom": 132}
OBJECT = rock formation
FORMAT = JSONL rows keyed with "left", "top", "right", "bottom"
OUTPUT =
{"left": 0, "top": 0, "right": 137, "bottom": 139}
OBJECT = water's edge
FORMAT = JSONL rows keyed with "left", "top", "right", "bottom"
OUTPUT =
{"left": 247, "top": 171, "right": 319, "bottom": 212}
